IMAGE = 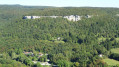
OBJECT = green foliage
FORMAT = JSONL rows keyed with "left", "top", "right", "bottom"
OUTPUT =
{"left": 74, "top": 62, "right": 79, "bottom": 67}
{"left": 0, "top": 58, "right": 28, "bottom": 67}
{"left": 103, "top": 58, "right": 119, "bottom": 66}
{"left": 111, "top": 48, "right": 119, "bottom": 54}
{"left": 57, "top": 60, "right": 70, "bottom": 67}
{"left": 38, "top": 56, "right": 47, "bottom": 62}
{"left": 36, "top": 62, "right": 43, "bottom": 67}
{"left": 0, "top": 5, "right": 119, "bottom": 67}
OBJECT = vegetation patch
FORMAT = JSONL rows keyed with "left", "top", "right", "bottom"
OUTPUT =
{"left": 111, "top": 48, "right": 119, "bottom": 54}
{"left": 103, "top": 58, "right": 119, "bottom": 66}
{"left": 116, "top": 38, "right": 119, "bottom": 42}
{"left": 98, "top": 37, "right": 107, "bottom": 42}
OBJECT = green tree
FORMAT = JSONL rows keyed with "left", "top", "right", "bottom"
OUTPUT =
{"left": 74, "top": 62, "right": 79, "bottom": 67}
{"left": 36, "top": 62, "right": 43, "bottom": 67}
{"left": 57, "top": 60, "right": 70, "bottom": 67}
{"left": 11, "top": 52, "right": 16, "bottom": 59}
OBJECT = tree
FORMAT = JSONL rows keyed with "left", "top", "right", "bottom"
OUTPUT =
{"left": 33, "top": 49, "right": 37, "bottom": 56}
{"left": 17, "top": 48, "right": 22, "bottom": 55}
{"left": 11, "top": 52, "right": 16, "bottom": 59}
{"left": 36, "top": 62, "right": 43, "bottom": 67}
{"left": 57, "top": 60, "right": 70, "bottom": 67}
{"left": 74, "top": 62, "right": 79, "bottom": 67}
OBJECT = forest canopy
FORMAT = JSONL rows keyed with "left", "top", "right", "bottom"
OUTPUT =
{"left": 0, "top": 5, "right": 119, "bottom": 67}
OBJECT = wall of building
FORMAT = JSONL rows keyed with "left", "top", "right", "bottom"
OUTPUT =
{"left": 23, "top": 15, "right": 81, "bottom": 21}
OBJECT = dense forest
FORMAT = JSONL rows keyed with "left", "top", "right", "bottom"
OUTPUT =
{"left": 0, "top": 5, "right": 119, "bottom": 67}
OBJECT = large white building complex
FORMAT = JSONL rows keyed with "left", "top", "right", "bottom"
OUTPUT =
{"left": 23, "top": 15, "right": 81, "bottom": 22}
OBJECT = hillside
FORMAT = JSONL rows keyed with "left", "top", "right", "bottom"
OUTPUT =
{"left": 0, "top": 5, "right": 119, "bottom": 67}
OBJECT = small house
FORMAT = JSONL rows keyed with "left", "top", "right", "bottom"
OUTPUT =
{"left": 99, "top": 54, "right": 103, "bottom": 57}
{"left": 23, "top": 51, "right": 33, "bottom": 56}
{"left": 38, "top": 53, "right": 44, "bottom": 56}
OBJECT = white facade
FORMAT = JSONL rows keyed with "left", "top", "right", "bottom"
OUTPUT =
{"left": 86, "top": 15, "right": 92, "bottom": 18}
{"left": 23, "top": 15, "right": 81, "bottom": 21}
{"left": 24, "top": 16, "right": 59, "bottom": 19}
{"left": 23, "top": 16, "right": 40, "bottom": 19}
{"left": 99, "top": 54, "right": 103, "bottom": 57}
{"left": 49, "top": 16, "right": 59, "bottom": 18}
{"left": 75, "top": 15, "right": 81, "bottom": 21}
{"left": 32, "top": 61, "right": 51, "bottom": 66}
{"left": 40, "top": 62, "right": 51, "bottom": 65}
{"left": 32, "top": 61, "right": 37, "bottom": 64}
{"left": 24, "top": 16, "right": 32, "bottom": 19}
{"left": 32, "top": 16, "right": 40, "bottom": 19}
{"left": 64, "top": 15, "right": 81, "bottom": 21}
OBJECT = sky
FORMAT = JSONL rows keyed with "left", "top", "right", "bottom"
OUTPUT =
{"left": 0, "top": 0, "right": 119, "bottom": 7}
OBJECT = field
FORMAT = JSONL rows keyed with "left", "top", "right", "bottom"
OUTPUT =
{"left": 116, "top": 38, "right": 119, "bottom": 42}
{"left": 103, "top": 58, "right": 119, "bottom": 66}
{"left": 111, "top": 48, "right": 119, "bottom": 54}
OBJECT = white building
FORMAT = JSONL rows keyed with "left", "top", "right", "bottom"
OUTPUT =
{"left": 64, "top": 15, "right": 81, "bottom": 21}
{"left": 23, "top": 15, "right": 81, "bottom": 21}
{"left": 40, "top": 62, "right": 51, "bottom": 66}
{"left": 99, "top": 54, "right": 103, "bottom": 57}
{"left": 23, "top": 16, "right": 32, "bottom": 19}
{"left": 32, "top": 61, "right": 51, "bottom": 66}
{"left": 23, "top": 16, "right": 41, "bottom": 19}
{"left": 86, "top": 15, "right": 92, "bottom": 18}
{"left": 75, "top": 15, "right": 81, "bottom": 21}
{"left": 32, "top": 61, "right": 37, "bottom": 64}
{"left": 32, "top": 16, "right": 40, "bottom": 19}
{"left": 49, "top": 16, "right": 59, "bottom": 18}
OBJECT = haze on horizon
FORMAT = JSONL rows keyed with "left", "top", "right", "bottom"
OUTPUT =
{"left": 0, "top": 0, "right": 119, "bottom": 8}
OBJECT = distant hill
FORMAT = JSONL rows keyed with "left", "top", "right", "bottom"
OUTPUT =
{"left": 0, "top": 4, "right": 55, "bottom": 8}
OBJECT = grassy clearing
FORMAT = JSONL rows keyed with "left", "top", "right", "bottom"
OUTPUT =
{"left": 116, "top": 38, "right": 119, "bottom": 42}
{"left": 98, "top": 37, "right": 107, "bottom": 42}
{"left": 54, "top": 41, "right": 65, "bottom": 43}
{"left": 98, "top": 37, "right": 119, "bottom": 42}
{"left": 111, "top": 48, "right": 119, "bottom": 54}
{"left": 103, "top": 58, "right": 119, "bottom": 66}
